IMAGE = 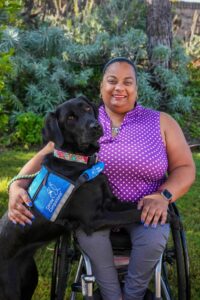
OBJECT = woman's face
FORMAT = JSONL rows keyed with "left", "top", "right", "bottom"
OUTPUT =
{"left": 100, "top": 62, "right": 137, "bottom": 115}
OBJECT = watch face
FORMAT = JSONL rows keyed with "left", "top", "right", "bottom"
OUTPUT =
{"left": 162, "top": 189, "right": 172, "bottom": 200}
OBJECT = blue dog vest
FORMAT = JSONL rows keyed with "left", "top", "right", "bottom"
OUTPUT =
{"left": 28, "top": 162, "right": 105, "bottom": 222}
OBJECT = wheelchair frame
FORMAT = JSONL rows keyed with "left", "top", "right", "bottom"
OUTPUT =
{"left": 50, "top": 203, "right": 190, "bottom": 300}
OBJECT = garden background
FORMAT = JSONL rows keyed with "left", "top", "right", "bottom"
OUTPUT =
{"left": 0, "top": 0, "right": 200, "bottom": 299}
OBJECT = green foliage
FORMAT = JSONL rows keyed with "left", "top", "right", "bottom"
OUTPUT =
{"left": 178, "top": 66, "right": 200, "bottom": 143}
{"left": 152, "top": 44, "right": 172, "bottom": 64}
{"left": 0, "top": 0, "right": 23, "bottom": 147}
{"left": 0, "top": 105, "right": 9, "bottom": 137}
{"left": 185, "top": 35, "right": 200, "bottom": 61}
{"left": 0, "top": 0, "right": 193, "bottom": 146}
{"left": 148, "top": 39, "right": 191, "bottom": 115}
{"left": 92, "top": 0, "right": 147, "bottom": 36}
{"left": 0, "top": 0, "right": 22, "bottom": 27}
{"left": 0, "top": 25, "right": 148, "bottom": 116}
{"left": 11, "top": 112, "right": 44, "bottom": 149}
{"left": 49, "top": 0, "right": 146, "bottom": 43}
{"left": 0, "top": 47, "right": 18, "bottom": 143}
{"left": 0, "top": 48, "right": 15, "bottom": 91}
{"left": 1, "top": 24, "right": 190, "bottom": 116}
{"left": 137, "top": 71, "right": 161, "bottom": 109}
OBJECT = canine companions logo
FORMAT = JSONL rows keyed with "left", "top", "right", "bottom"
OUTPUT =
{"left": 46, "top": 182, "right": 62, "bottom": 213}
{"left": 47, "top": 182, "right": 61, "bottom": 198}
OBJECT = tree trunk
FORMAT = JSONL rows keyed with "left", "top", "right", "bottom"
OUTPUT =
{"left": 146, "top": 0, "right": 173, "bottom": 69}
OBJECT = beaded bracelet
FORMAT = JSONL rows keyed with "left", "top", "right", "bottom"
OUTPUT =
{"left": 7, "top": 172, "right": 39, "bottom": 193}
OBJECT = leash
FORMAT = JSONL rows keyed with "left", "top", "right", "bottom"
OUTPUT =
{"left": 28, "top": 162, "right": 105, "bottom": 222}
{"left": 7, "top": 172, "right": 39, "bottom": 192}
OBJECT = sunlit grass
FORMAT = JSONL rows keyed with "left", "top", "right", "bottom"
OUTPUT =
{"left": 0, "top": 179, "right": 8, "bottom": 192}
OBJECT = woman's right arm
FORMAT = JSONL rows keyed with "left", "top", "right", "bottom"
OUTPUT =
{"left": 8, "top": 142, "right": 54, "bottom": 225}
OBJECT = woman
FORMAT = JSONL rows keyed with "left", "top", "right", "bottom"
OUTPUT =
{"left": 8, "top": 57, "right": 195, "bottom": 300}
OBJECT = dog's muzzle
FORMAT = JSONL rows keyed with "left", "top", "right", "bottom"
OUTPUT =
{"left": 88, "top": 121, "right": 103, "bottom": 137}
{"left": 76, "top": 120, "right": 103, "bottom": 152}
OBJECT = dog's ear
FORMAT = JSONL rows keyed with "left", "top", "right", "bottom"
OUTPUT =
{"left": 42, "top": 112, "right": 64, "bottom": 147}
{"left": 90, "top": 101, "right": 99, "bottom": 119}
{"left": 78, "top": 95, "right": 99, "bottom": 119}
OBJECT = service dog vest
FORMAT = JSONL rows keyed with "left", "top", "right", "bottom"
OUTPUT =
{"left": 28, "top": 162, "right": 104, "bottom": 221}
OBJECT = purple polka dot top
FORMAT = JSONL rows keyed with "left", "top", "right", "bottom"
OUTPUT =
{"left": 98, "top": 104, "right": 168, "bottom": 202}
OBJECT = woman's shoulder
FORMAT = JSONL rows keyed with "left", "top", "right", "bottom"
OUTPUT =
{"left": 137, "top": 104, "right": 159, "bottom": 114}
{"left": 160, "top": 111, "right": 179, "bottom": 128}
{"left": 137, "top": 105, "right": 178, "bottom": 125}
{"left": 136, "top": 104, "right": 161, "bottom": 120}
{"left": 143, "top": 107, "right": 182, "bottom": 139}
{"left": 159, "top": 111, "right": 186, "bottom": 144}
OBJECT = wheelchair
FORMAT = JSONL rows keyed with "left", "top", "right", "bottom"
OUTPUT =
{"left": 50, "top": 203, "right": 190, "bottom": 300}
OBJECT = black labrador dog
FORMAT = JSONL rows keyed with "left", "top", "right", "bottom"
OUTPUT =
{"left": 0, "top": 96, "right": 165, "bottom": 300}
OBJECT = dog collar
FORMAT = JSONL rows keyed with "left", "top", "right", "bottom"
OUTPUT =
{"left": 53, "top": 149, "right": 98, "bottom": 165}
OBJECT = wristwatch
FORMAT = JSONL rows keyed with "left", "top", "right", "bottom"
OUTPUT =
{"left": 159, "top": 189, "right": 173, "bottom": 202}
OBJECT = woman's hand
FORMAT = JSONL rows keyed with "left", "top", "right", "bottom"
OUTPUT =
{"left": 7, "top": 142, "right": 55, "bottom": 225}
{"left": 8, "top": 182, "right": 35, "bottom": 225}
{"left": 137, "top": 193, "right": 169, "bottom": 228}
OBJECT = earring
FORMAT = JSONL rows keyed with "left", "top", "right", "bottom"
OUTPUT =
{"left": 99, "top": 93, "right": 102, "bottom": 99}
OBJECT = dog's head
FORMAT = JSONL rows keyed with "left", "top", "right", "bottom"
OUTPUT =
{"left": 42, "top": 96, "right": 103, "bottom": 155}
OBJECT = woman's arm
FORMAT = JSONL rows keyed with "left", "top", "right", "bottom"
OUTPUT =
{"left": 159, "top": 112, "right": 196, "bottom": 200}
{"left": 8, "top": 142, "right": 54, "bottom": 225}
{"left": 138, "top": 113, "right": 196, "bottom": 227}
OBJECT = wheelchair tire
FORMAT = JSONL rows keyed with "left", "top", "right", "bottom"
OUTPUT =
{"left": 161, "top": 203, "right": 190, "bottom": 300}
{"left": 50, "top": 232, "right": 72, "bottom": 300}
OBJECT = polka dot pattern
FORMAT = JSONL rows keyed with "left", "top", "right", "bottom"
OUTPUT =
{"left": 98, "top": 104, "right": 168, "bottom": 202}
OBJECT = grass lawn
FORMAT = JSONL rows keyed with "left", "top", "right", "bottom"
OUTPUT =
{"left": 0, "top": 149, "right": 200, "bottom": 299}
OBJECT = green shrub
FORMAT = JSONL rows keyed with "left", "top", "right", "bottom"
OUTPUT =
{"left": 1, "top": 25, "right": 190, "bottom": 116}
{"left": 178, "top": 65, "right": 200, "bottom": 143}
{"left": 12, "top": 112, "right": 44, "bottom": 149}
{"left": 0, "top": 104, "right": 10, "bottom": 146}
{"left": 185, "top": 34, "right": 200, "bottom": 61}
{"left": 0, "top": 1, "right": 23, "bottom": 147}
{"left": 0, "top": 107, "right": 9, "bottom": 134}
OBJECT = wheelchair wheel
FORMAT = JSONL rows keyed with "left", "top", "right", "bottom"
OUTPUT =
{"left": 161, "top": 203, "right": 190, "bottom": 300}
{"left": 50, "top": 231, "right": 72, "bottom": 300}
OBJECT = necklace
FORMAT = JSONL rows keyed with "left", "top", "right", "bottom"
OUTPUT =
{"left": 111, "top": 126, "right": 120, "bottom": 136}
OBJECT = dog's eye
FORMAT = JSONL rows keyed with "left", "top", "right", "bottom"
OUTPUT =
{"left": 85, "top": 107, "right": 91, "bottom": 112}
{"left": 67, "top": 115, "right": 75, "bottom": 121}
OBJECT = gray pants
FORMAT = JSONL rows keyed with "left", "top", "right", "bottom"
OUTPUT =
{"left": 76, "top": 223, "right": 170, "bottom": 300}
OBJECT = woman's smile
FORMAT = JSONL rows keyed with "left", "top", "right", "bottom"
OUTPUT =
{"left": 112, "top": 94, "right": 127, "bottom": 99}
{"left": 111, "top": 94, "right": 128, "bottom": 105}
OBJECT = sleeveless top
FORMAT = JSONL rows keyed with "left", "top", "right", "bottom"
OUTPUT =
{"left": 98, "top": 104, "right": 168, "bottom": 202}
